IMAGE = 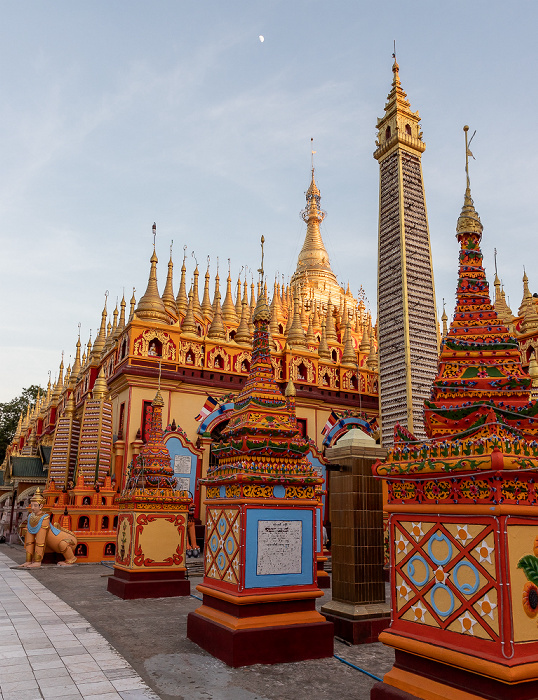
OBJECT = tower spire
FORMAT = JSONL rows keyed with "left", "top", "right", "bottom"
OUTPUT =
{"left": 374, "top": 58, "right": 438, "bottom": 445}
{"left": 161, "top": 241, "right": 178, "bottom": 318}
{"left": 136, "top": 223, "right": 169, "bottom": 324}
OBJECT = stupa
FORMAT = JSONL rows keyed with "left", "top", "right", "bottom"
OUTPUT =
{"left": 187, "top": 239, "right": 333, "bottom": 667}
{"left": 107, "top": 385, "right": 192, "bottom": 599}
{"left": 372, "top": 128, "right": 538, "bottom": 700}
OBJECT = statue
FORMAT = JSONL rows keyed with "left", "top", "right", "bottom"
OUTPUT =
{"left": 20, "top": 488, "right": 78, "bottom": 567}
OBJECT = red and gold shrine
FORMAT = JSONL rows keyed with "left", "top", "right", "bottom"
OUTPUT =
{"left": 372, "top": 130, "right": 538, "bottom": 700}
{"left": 187, "top": 270, "right": 333, "bottom": 666}
{"left": 107, "top": 389, "right": 192, "bottom": 599}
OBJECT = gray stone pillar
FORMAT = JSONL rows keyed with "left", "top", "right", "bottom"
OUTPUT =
{"left": 321, "top": 432, "right": 390, "bottom": 644}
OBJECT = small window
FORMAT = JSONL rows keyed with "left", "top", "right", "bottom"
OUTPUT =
{"left": 113, "top": 516, "right": 118, "bottom": 529}
{"left": 214, "top": 355, "right": 223, "bottom": 369}
{"left": 101, "top": 497, "right": 106, "bottom": 505}
{"left": 331, "top": 349, "right": 338, "bottom": 362}
{"left": 82, "top": 497, "right": 91, "bottom": 506}
{"left": 297, "top": 362, "right": 307, "bottom": 381}
{"left": 350, "top": 375, "right": 358, "bottom": 390}
{"left": 75, "top": 543, "right": 88, "bottom": 557}
{"left": 78, "top": 516, "right": 90, "bottom": 530}
{"left": 241, "top": 359, "right": 250, "bottom": 373}
{"left": 385, "top": 126, "right": 391, "bottom": 140}
{"left": 102, "top": 516, "right": 109, "bottom": 529}
{"left": 104, "top": 542, "right": 116, "bottom": 557}
{"left": 186, "top": 349, "right": 195, "bottom": 365}
{"left": 405, "top": 124, "right": 412, "bottom": 135}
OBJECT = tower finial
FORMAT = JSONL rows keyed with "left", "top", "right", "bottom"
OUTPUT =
{"left": 464, "top": 125, "right": 476, "bottom": 188}
{"left": 257, "top": 236, "right": 265, "bottom": 282}
{"left": 152, "top": 222, "right": 156, "bottom": 251}
{"left": 310, "top": 137, "right": 316, "bottom": 173}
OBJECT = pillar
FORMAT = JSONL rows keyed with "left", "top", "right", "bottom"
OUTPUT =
{"left": 321, "top": 432, "right": 390, "bottom": 644}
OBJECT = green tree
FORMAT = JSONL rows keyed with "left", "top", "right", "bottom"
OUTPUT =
{"left": 0, "top": 385, "right": 42, "bottom": 463}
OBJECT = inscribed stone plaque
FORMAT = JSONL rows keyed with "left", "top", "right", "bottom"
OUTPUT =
{"left": 176, "top": 477, "right": 191, "bottom": 492}
{"left": 174, "top": 454, "right": 192, "bottom": 474}
{"left": 256, "top": 520, "right": 302, "bottom": 575}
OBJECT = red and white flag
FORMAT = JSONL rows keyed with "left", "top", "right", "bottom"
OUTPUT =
{"left": 321, "top": 411, "right": 339, "bottom": 436}
{"left": 195, "top": 396, "right": 219, "bottom": 422}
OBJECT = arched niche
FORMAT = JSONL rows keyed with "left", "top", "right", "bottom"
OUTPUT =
{"left": 164, "top": 432, "right": 203, "bottom": 518}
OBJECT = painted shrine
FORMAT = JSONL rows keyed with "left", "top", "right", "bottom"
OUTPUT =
{"left": 372, "top": 130, "right": 538, "bottom": 700}
{"left": 187, "top": 267, "right": 334, "bottom": 666}
{"left": 107, "top": 388, "right": 192, "bottom": 599}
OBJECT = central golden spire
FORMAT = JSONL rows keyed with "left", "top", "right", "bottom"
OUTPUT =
{"left": 295, "top": 168, "right": 331, "bottom": 275}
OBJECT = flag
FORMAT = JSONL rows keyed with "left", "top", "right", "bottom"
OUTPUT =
{"left": 195, "top": 396, "right": 219, "bottom": 422}
{"left": 368, "top": 417, "right": 379, "bottom": 433}
{"left": 321, "top": 411, "right": 339, "bottom": 436}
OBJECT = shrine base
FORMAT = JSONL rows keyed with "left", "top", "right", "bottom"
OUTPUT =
{"left": 187, "top": 593, "right": 334, "bottom": 667}
{"left": 321, "top": 600, "right": 390, "bottom": 645}
{"left": 324, "top": 612, "right": 389, "bottom": 645}
{"left": 371, "top": 650, "right": 538, "bottom": 700}
{"left": 107, "top": 567, "right": 190, "bottom": 599}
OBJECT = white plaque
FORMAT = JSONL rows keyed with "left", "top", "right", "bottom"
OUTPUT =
{"left": 176, "top": 477, "right": 191, "bottom": 492}
{"left": 256, "top": 520, "right": 302, "bottom": 576}
{"left": 174, "top": 454, "right": 192, "bottom": 474}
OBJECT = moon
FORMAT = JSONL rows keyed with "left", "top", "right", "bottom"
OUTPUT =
{"left": 259, "top": 35, "right": 264, "bottom": 43}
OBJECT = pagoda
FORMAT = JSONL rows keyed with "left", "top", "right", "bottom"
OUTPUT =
{"left": 107, "top": 385, "right": 192, "bottom": 599}
{"left": 187, "top": 240, "right": 333, "bottom": 667}
{"left": 374, "top": 58, "right": 439, "bottom": 446}
{"left": 372, "top": 128, "right": 538, "bottom": 700}
{"left": 424, "top": 140, "right": 538, "bottom": 440}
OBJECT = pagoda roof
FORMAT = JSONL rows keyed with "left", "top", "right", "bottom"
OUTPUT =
{"left": 11, "top": 457, "right": 46, "bottom": 479}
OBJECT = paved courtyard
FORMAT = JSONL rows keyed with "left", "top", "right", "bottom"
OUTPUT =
{"left": 0, "top": 544, "right": 394, "bottom": 700}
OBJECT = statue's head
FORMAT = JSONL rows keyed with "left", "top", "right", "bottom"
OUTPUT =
{"left": 30, "top": 488, "right": 45, "bottom": 514}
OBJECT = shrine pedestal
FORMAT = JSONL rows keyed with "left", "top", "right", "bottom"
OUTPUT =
{"left": 322, "top": 600, "right": 390, "bottom": 645}
{"left": 322, "top": 437, "right": 390, "bottom": 644}
{"left": 188, "top": 586, "right": 332, "bottom": 667}
{"left": 107, "top": 501, "right": 191, "bottom": 600}
{"left": 107, "top": 567, "right": 189, "bottom": 599}
{"left": 187, "top": 486, "right": 334, "bottom": 667}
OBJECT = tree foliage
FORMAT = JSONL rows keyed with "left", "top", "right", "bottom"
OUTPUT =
{"left": 0, "top": 386, "right": 42, "bottom": 464}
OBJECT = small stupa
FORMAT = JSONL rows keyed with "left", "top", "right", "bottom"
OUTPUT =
{"left": 187, "top": 238, "right": 333, "bottom": 667}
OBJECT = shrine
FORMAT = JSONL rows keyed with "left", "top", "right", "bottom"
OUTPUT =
{"left": 372, "top": 128, "right": 538, "bottom": 699}
{"left": 107, "top": 386, "right": 192, "bottom": 599}
{"left": 187, "top": 241, "right": 334, "bottom": 666}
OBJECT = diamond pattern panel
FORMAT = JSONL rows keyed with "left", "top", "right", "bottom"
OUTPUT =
{"left": 205, "top": 507, "right": 240, "bottom": 585}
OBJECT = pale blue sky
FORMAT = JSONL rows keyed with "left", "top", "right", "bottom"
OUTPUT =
{"left": 1, "top": 1, "right": 537, "bottom": 400}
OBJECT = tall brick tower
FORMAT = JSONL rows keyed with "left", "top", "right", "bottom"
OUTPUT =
{"left": 374, "top": 58, "right": 438, "bottom": 446}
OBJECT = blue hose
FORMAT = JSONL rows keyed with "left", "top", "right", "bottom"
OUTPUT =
{"left": 191, "top": 593, "right": 203, "bottom": 601}
{"left": 333, "top": 653, "right": 383, "bottom": 682}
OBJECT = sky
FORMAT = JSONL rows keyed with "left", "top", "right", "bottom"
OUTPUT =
{"left": 1, "top": 0, "right": 537, "bottom": 401}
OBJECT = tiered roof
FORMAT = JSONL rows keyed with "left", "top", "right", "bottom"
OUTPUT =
{"left": 424, "top": 131, "right": 538, "bottom": 441}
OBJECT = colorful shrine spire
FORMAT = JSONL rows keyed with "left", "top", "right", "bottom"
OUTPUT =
{"left": 126, "top": 389, "right": 177, "bottom": 492}
{"left": 211, "top": 241, "right": 315, "bottom": 478}
{"left": 423, "top": 126, "right": 537, "bottom": 441}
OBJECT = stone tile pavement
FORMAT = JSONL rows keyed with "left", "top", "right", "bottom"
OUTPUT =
{"left": 0, "top": 551, "right": 159, "bottom": 700}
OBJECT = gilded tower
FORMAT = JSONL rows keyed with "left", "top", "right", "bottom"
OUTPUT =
{"left": 374, "top": 58, "right": 438, "bottom": 445}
